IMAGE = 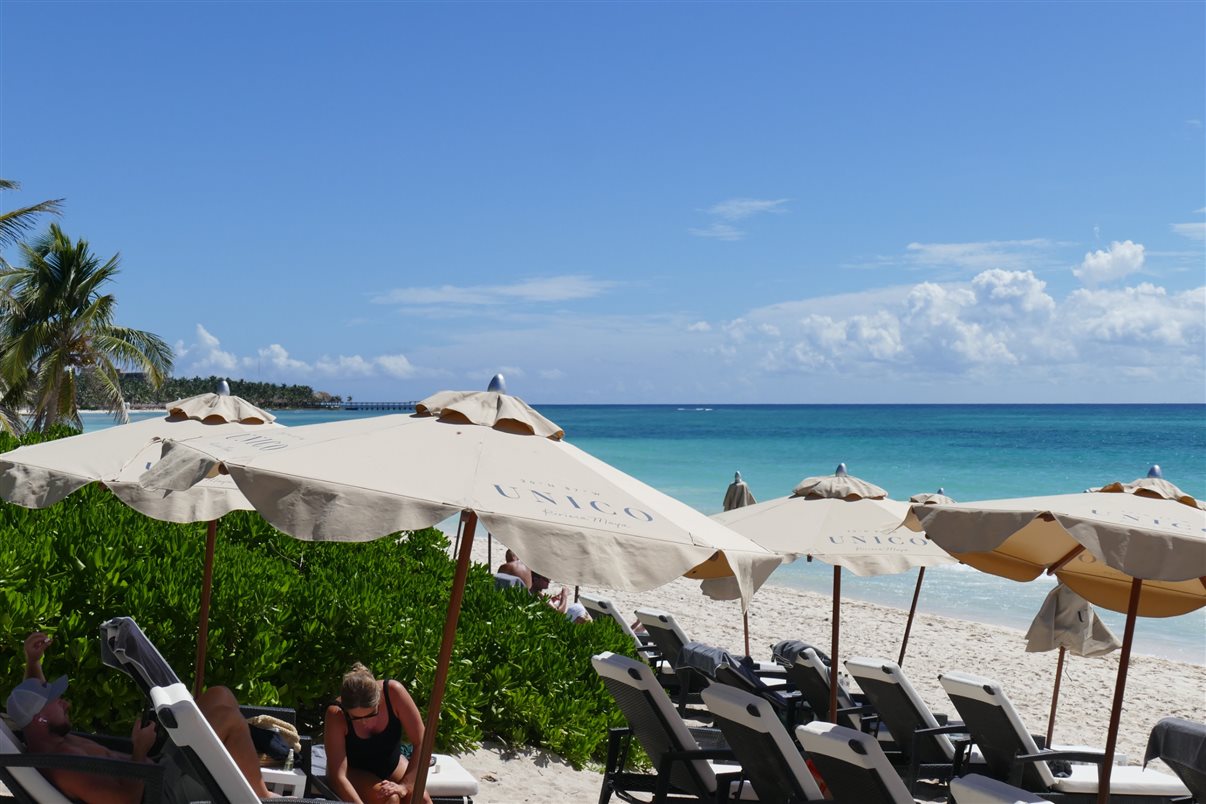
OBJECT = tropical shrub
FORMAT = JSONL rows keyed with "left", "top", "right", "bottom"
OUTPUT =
{"left": 0, "top": 429, "right": 632, "bottom": 766}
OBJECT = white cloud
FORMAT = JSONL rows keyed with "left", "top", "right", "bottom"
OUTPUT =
{"left": 373, "top": 275, "right": 616, "bottom": 306}
{"left": 375, "top": 354, "right": 417, "bottom": 378}
{"left": 1073, "top": 240, "right": 1145, "bottom": 285}
{"left": 539, "top": 368, "right": 565, "bottom": 380}
{"left": 688, "top": 222, "right": 744, "bottom": 241}
{"left": 905, "top": 239, "right": 1056, "bottom": 272}
{"left": 691, "top": 197, "right": 788, "bottom": 240}
{"left": 258, "top": 343, "right": 309, "bottom": 372}
{"left": 175, "top": 324, "right": 241, "bottom": 373}
{"left": 687, "top": 321, "right": 712, "bottom": 332}
{"left": 1064, "top": 284, "right": 1204, "bottom": 347}
{"left": 314, "top": 355, "right": 375, "bottom": 377}
{"left": 1170, "top": 222, "right": 1206, "bottom": 240}
{"left": 705, "top": 198, "right": 790, "bottom": 221}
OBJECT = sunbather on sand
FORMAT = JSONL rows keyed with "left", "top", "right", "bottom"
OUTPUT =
{"left": 324, "top": 662, "right": 433, "bottom": 804}
{"left": 5, "top": 632, "right": 276, "bottom": 803}
{"left": 496, "top": 548, "right": 533, "bottom": 589}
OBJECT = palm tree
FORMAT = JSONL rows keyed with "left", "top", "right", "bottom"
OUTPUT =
{"left": 0, "top": 224, "right": 173, "bottom": 432}
{"left": 0, "top": 179, "right": 64, "bottom": 250}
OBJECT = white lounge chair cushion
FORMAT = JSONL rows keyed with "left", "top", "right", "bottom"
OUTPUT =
{"left": 795, "top": 721, "right": 913, "bottom": 804}
{"left": 951, "top": 773, "right": 1047, "bottom": 803}
{"left": 426, "top": 754, "right": 480, "bottom": 797}
{"left": 1050, "top": 764, "right": 1190, "bottom": 797}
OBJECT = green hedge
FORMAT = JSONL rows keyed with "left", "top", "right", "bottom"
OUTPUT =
{"left": 0, "top": 430, "right": 632, "bottom": 766}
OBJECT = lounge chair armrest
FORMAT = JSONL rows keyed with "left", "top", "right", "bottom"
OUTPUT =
{"left": 914, "top": 723, "right": 969, "bottom": 737}
{"left": 636, "top": 644, "right": 663, "bottom": 656}
{"left": 0, "top": 752, "right": 164, "bottom": 801}
{"left": 663, "top": 747, "right": 739, "bottom": 763}
{"left": 836, "top": 703, "right": 876, "bottom": 717}
{"left": 1016, "top": 749, "right": 1107, "bottom": 766}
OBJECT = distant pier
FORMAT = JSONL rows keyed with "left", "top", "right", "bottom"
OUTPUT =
{"left": 318, "top": 401, "right": 417, "bottom": 411}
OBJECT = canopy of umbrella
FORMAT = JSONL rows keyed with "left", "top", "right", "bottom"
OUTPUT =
{"left": 0, "top": 389, "right": 280, "bottom": 695}
{"left": 1025, "top": 582, "right": 1120, "bottom": 747}
{"left": 140, "top": 384, "right": 784, "bottom": 802}
{"left": 904, "top": 468, "right": 1206, "bottom": 804}
{"left": 711, "top": 464, "right": 956, "bottom": 721}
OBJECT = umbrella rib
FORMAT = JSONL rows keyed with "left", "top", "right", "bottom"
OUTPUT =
{"left": 1047, "top": 544, "right": 1085, "bottom": 575}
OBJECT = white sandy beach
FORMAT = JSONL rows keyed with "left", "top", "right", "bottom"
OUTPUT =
{"left": 458, "top": 540, "right": 1206, "bottom": 803}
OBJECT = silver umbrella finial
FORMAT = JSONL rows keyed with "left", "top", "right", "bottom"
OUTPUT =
{"left": 835, "top": 463, "right": 848, "bottom": 477}
{"left": 1147, "top": 464, "right": 1163, "bottom": 478}
{"left": 734, "top": 471, "right": 742, "bottom": 483}
{"left": 936, "top": 487, "right": 945, "bottom": 495}
{"left": 216, "top": 379, "right": 230, "bottom": 396}
{"left": 487, "top": 373, "right": 507, "bottom": 394}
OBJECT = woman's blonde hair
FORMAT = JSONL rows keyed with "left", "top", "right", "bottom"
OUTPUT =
{"left": 340, "top": 662, "right": 380, "bottom": 710}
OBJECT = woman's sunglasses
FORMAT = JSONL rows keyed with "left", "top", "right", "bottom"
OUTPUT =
{"left": 343, "top": 706, "right": 379, "bottom": 721}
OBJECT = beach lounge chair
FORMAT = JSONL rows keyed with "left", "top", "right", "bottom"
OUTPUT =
{"left": 844, "top": 656, "right": 983, "bottom": 788}
{"left": 794, "top": 721, "right": 921, "bottom": 803}
{"left": 949, "top": 774, "right": 1049, "bottom": 803}
{"left": 0, "top": 715, "right": 166, "bottom": 804}
{"left": 676, "top": 642, "right": 806, "bottom": 727}
{"left": 700, "top": 684, "right": 824, "bottom": 802}
{"left": 98, "top": 616, "right": 333, "bottom": 803}
{"left": 939, "top": 670, "right": 1190, "bottom": 801}
{"left": 786, "top": 648, "right": 881, "bottom": 737}
{"left": 591, "top": 651, "right": 755, "bottom": 803}
{"left": 308, "top": 744, "right": 479, "bottom": 804}
{"left": 581, "top": 594, "right": 648, "bottom": 649}
{"left": 1145, "top": 717, "right": 1206, "bottom": 802}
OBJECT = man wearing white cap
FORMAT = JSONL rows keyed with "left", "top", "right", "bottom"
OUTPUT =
{"left": 6, "top": 632, "right": 274, "bottom": 802}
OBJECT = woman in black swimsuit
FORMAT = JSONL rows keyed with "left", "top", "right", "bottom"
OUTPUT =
{"left": 324, "top": 663, "right": 432, "bottom": 804}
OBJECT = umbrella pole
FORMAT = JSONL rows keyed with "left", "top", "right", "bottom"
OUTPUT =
{"left": 487, "top": 531, "right": 492, "bottom": 569}
{"left": 411, "top": 511, "right": 477, "bottom": 804}
{"left": 193, "top": 519, "right": 218, "bottom": 698}
{"left": 830, "top": 566, "right": 841, "bottom": 723}
{"left": 743, "top": 611, "right": 750, "bottom": 658}
{"left": 1046, "top": 646, "right": 1066, "bottom": 748}
{"left": 1097, "top": 577, "right": 1141, "bottom": 804}
{"left": 897, "top": 567, "right": 926, "bottom": 667}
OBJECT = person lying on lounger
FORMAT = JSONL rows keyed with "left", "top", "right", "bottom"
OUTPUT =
{"left": 5, "top": 632, "right": 276, "bottom": 803}
{"left": 324, "top": 662, "right": 433, "bottom": 804}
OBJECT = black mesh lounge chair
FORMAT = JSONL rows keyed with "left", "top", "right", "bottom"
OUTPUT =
{"left": 591, "top": 651, "right": 754, "bottom": 804}
{"left": 675, "top": 642, "right": 806, "bottom": 727}
{"left": 844, "top": 656, "right": 983, "bottom": 789}
{"left": 700, "top": 684, "right": 824, "bottom": 803}
{"left": 0, "top": 716, "right": 165, "bottom": 804}
{"left": 940, "top": 670, "right": 1190, "bottom": 802}
{"left": 786, "top": 648, "right": 882, "bottom": 738}
{"left": 794, "top": 721, "right": 921, "bottom": 803}
{"left": 1145, "top": 717, "right": 1206, "bottom": 803}
{"left": 949, "top": 773, "right": 1049, "bottom": 803}
{"left": 98, "top": 616, "right": 333, "bottom": 804}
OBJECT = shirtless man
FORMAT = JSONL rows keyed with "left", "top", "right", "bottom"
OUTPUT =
{"left": 7, "top": 632, "right": 276, "bottom": 803}
{"left": 496, "top": 549, "right": 533, "bottom": 589}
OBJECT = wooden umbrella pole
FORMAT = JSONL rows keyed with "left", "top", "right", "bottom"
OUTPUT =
{"left": 193, "top": 519, "right": 218, "bottom": 698}
{"left": 743, "top": 611, "right": 750, "bottom": 658}
{"left": 1046, "top": 646, "right": 1066, "bottom": 748}
{"left": 412, "top": 511, "right": 477, "bottom": 804}
{"left": 897, "top": 567, "right": 926, "bottom": 667}
{"left": 1097, "top": 577, "right": 1142, "bottom": 804}
{"left": 829, "top": 566, "right": 841, "bottom": 723}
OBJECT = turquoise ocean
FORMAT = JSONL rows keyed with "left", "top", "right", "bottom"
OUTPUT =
{"left": 84, "top": 404, "right": 1205, "bottom": 664}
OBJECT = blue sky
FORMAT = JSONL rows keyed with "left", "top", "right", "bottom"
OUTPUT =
{"left": 2, "top": 1, "right": 1203, "bottom": 403}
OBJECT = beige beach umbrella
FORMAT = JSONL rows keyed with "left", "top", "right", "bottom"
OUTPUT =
{"left": 723, "top": 471, "right": 757, "bottom": 512}
{"left": 0, "top": 385, "right": 280, "bottom": 695}
{"left": 1025, "top": 582, "right": 1120, "bottom": 747}
{"left": 711, "top": 464, "right": 956, "bottom": 722}
{"left": 904, "top": 467, "right": 1206, "bottom": 804}
{"left": 141, "top": 379, "right": 783, "bottom": 803}
{"left": 722, "top": 471, "right": 758, "bottom": 655}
